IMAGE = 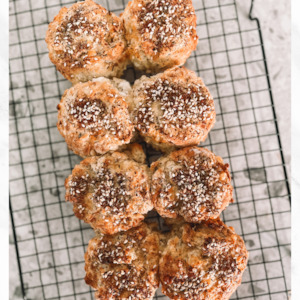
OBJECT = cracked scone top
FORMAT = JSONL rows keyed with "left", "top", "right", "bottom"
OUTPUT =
{"left": 57, "top": 78, "right": 134, "bottom": 157}
{"left": 122, "top": 0, "right": 198, "bottom": 73}
{"left": 85, "top": 223, "right": 161, "bottom": 300}
{"left": 159, "top": 219, "right": 248, "bottom": 300}
{"left": 65, "top": 145, "right": 153, "bottom": 235}
{"left": 45, "top": 0, "right": 128, "bottom": 83}
{"left": 151, "top": 147, "right": 233, "bottom": 223}
{"left": 132, "top": 67, "right": 216, "bottom": 152}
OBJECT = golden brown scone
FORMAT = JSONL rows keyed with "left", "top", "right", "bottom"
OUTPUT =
{"left": 57, "top": 78, "right": 134, "bottom": 157}
{"left": 122, "top": 0, "right": 198, "bottom": 73}
{"left": 45, "top": 0, "right": 128, "bottom": 84}
{"left": 65, "top": 149, "right": 153, "bottom": 234}
{"left": 132, "top": 67, "right": 216, "bottom": 152}
{"left": 85, "top": 223, "right": 161, "bottom": 299}
{"left": 119, "top": 143, "right": 147, "bottom": 164}
{"left": 151, "top": 147, "right": 233, "bottom": 223}
{"left": 159, "top": 219, "right": 248, "bottom": 300}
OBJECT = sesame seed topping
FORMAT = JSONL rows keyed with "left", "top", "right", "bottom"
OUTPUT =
{"left": 62, "top": 85, "right": 132, "bottom": 143}
{"left": 137, "top": 0, "right": 196, "bottom": 51}
{"left": 52, "top": 2, "right": 124, "bottom": 69}
{"left": 66, "top": 97, "right": 108, "bottom": 132}
{"left": 87, "top": 227, "right": 158, "bottom": 299}
{"left": 69, "top": 167, "right": 131, "bottom": 218}
{"left": 135, "top": 78, "right": 214, "bottom": 141}
{"left": 154, "top": 149, "right": 231, "bottom": 221}
{"left": 67, "top": 150, "right": 151, "bottom": 229}
{"left": 92, "top": 168, "right": 131, "bottom": 214}
{"left": 163, "top": 229, "right": 245, "bottom": 299}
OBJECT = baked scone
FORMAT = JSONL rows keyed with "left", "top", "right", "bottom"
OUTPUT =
{"left": 122, "top": 0, "right": 198, "bottom": 73}
{"left": 45, "top": 0, "right": 128, "bottom": 84}
{"left": 159, "top": 219, "right": 248, "bottom": 300}
{"left": 57, "top": 78, "right": 134, "bottom": 157}
{"left": 132, "top": 67, "right": 216, "bottom": 152}
{"left": 151, "top": 147, "right": 233, "bottom": 223}
{"left": 65, "top": 146, "right": 153, "bottom": 234}
{"left": 85, "top": 223, "right": 161, "bottom": 299}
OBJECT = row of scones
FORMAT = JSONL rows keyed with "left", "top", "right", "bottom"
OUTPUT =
{"left": 46, "top": 0, "right": 198, "bottom": 83}
{"left": 45, "top": 0, "right": 248, "bottom": 299}
{"left": 57, "top": 67, "right": 216, "bottom": 156}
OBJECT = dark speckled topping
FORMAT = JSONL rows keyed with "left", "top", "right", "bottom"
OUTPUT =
{"left": 135, "top": 78, "right": 214, "bottom": 139}
{"left": 137, "top": 0, "right": 196, "bottom": 52}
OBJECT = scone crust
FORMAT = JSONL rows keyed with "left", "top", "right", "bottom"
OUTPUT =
{"left": 65, "top": 149, "right": 153, "bottom": 234}
{"left": 45, "top": 0, "right": 128, "bottom": 84}
{"left": 122, "top": 0, "right": 198, "bottom": 73}
{"left": 151, "top": 147, "right": 233, "bottom": 222}
{"left": 85, "top": 223, "right": 160, "bottom": 299}
{"left": 132, "top": 67, "right": 216, "bottom": 152}
{"left": 57, "top": 78, "right": 134, "bottom": 157}
{"left": 159, "top": 219, "right": 248, "bottom": 300}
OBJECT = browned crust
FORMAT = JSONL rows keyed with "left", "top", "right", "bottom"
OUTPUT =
{"left": 132, "top": 67, "right": 216, "bottom": 152}
{"left": 85, "top": 223, "right": 161, "bottom": 299}
{"left": 45, "top": 0, "right": 128, "bottom": 84}
{"left": 65, "top": 150, "right": 153, "bottom": 234}
{"left": 122, "top": 0, "right": 198, "bottom": 73}
{"left": 159, "top": 219, "right": 249, "bottom": 300}
{"left": 150, "top": 147, "right": 233, "bottom": 222}
{"left": 118, "top": 143, "right": 147, "bottom": 164}
{"left": 57, "top": 79, "right": 134, "bottom": 158}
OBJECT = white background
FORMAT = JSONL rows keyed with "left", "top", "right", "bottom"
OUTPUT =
{"left": 0, "top": 0, "right": 9, "bottom": 299}
{"left": 291, "top": 0, "right": 300, "bottom": 298}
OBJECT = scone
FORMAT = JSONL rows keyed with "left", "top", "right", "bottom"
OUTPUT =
{"left": 57, "top": 78, "right": 134, "bottom": 157}
{"left": 132, "top": 67, "right": 215, "bottom": 152}
{"left": 85, "top": 223, "right": 161, "bottom": 300}
{"left": 45, "top": 0, "right": 128, "bottom": 84}
{"left": 159, "top": 219, "right": 248, "bottom": 300}
{"left": 122, "top": 0, "right": 198, "bottom": 73}
{"left": 151, "top": 147, "right": 233, "bottom": 223}
{"left": 65, "top": 146, "right": 153, "bottom": 234}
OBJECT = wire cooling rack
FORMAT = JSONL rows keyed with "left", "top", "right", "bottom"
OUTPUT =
{"left": 9, "top": 0, "right": 291, "bottom": 299}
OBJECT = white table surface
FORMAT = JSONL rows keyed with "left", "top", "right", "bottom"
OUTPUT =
{"left": 9, "top": 0, "right": 291, "bottom": 299}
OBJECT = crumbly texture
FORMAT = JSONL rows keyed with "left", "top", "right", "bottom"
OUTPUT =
{"left": 65, "top": 148, "right": 153, "bottom": 234}
{"left": 132, "top": 67, "right": 216, "bottom": 152}
{"left": 159, "top": 219, "right": 248, "bottom": 300}
{"left": 151, "top": 147, "right": 233, "bottom": 223}
{"left": 118, "top": 143, "right": 147, "bottom": 164}
{"left": 85, "top": 223, "right": 161, "bottom": 299}
{"left": 45, "top": 0, "right": 128, "bottom": 84}
{"left": 57, "top": 78, "right": 134, "bottom": 157}
{"left": 122, "top": 0, "right": 198, "bottom": 73}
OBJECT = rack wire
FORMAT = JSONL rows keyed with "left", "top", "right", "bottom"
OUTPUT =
{"left": 9, "top": 0, "right": 291, "bottom": 299}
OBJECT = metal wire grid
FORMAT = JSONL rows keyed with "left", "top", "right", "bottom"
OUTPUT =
{"left": 9, "top": 0, "right": 291, "bottom": 299}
